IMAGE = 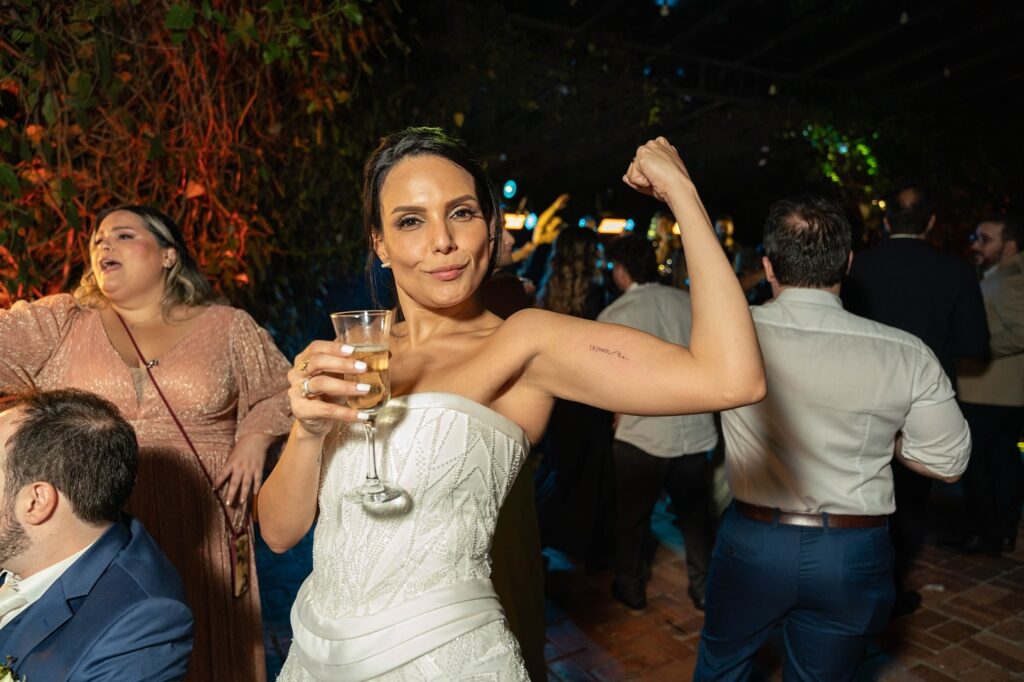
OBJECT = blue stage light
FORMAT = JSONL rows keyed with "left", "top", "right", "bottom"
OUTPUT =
{"left": 525, "top": 212, "right": 538, "bottom": 230}
{"left": 625, "top": 219, "right": 635, "bottom": 231}
{"left": 502, "top": 180, "right": 517, "bottom": 199}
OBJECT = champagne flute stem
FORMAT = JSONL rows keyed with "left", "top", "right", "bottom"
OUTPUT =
{"left": 362, "top": 418, "right": 384, "bottom": 492}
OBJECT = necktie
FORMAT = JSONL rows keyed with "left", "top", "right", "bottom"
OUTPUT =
{"left": 0, "top": 571, "right": 27, "bottom": 623}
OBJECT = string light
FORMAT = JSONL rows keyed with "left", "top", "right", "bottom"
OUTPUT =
{"left": 503, "top": 213, "right": 527, "bottom": 230}
{"left": 654, "top": 0, "right": 678, "bottom": 16}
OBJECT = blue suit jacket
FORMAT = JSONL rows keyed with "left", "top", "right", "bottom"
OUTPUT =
{"left": 0, "top": 516, "right": 193, "bottom": 681}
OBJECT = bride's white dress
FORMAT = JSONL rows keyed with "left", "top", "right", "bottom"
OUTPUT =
{"left": 278, "top": 392, "right": 531, "bottom": 681}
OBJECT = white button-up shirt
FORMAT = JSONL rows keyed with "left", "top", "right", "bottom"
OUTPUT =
{"left": 0, "top": 540, "right": 95, "bottom": 630}
{"left": 598, "top": 282, "right": 719, "bottom": 457}
{"left": 723, "top": 287, "right": 970, "bottom": 515}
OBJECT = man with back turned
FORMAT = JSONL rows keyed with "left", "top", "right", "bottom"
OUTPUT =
{"left": 842, "top": 187, "right": 989, "bottom": 614}
{"left": 695, "top": 197, "right": 970, "bottom": 680}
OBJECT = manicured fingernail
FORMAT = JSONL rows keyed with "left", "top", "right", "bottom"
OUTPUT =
{"left": 356, "top": 411, "right": 371, "bottom": 421}
{"left": 340, "top": 344, "right": 354, "bottom": 355}
{"left": 356, "top": 383, "right": 371, "bottom": 393}
{"left": 354, "top": 360, "right": 367, "bottom": 372}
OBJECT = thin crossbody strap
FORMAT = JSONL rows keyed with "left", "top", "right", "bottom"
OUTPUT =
{"left": 115, "top": 312, "right": 244, "bottom": 539}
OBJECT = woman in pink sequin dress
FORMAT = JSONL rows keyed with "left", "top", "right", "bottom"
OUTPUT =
{"left": 0, "top": 205, "right": 292, "bottom": 681}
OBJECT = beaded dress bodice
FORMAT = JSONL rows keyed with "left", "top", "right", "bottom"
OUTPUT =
{"left": 281, "top": 392, "right": 531, "bottom": 680}
{"left": 308, "top": 392, "right": 528, "bottom": 615}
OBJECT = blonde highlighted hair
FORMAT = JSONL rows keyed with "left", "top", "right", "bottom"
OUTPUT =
{"left": 538, "top": 227, "right": 603, "bottom": 317}
{"left": 74, "top": 205, "right": 215, "bottom": 315}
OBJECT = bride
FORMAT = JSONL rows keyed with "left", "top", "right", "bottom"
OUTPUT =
{"left": 259, "top": 128, "right": 765, "bottom": 680}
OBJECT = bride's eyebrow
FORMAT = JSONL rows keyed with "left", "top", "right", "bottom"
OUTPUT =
{"left": 388, "top": 195, "right": 478, "bottom": 214}
{"left": 389, "top": 205, "right": 425, "bottom": 215}
{"left": 445, "top": 195, "right": 478, "bottom": 209}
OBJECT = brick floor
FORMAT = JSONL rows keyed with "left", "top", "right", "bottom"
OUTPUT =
{"left": 542, "top": 491, "right": 1024, "bottom": 681}
{"left": 256, "top": 486, "right": 1024, "bottom": 681}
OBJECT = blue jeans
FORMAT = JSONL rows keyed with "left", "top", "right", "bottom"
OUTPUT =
{"left": 694, "top": 505, "right": 895, "bottom": 681}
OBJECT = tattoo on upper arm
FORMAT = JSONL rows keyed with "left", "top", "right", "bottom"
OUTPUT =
{"left": 589, "top": 344, "right": 628, "bottom": 360}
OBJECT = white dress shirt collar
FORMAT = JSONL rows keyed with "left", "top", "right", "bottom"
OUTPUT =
{"left": 624, "top": 281, "right": 657, "bottom": 294}
{"left": 773, "top": 287, "right": 843, "bottom": 308}
{"left": 0, "top": 539, "right": 97, "bottom": 630}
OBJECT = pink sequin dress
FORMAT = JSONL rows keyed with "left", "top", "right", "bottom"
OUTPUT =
{"left": 0, "top": 294, "right": 293, "bottom": 681}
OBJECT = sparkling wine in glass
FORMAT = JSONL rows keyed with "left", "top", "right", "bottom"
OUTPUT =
{"left": 330, "top": 310, "right": 412, "bottom": 516}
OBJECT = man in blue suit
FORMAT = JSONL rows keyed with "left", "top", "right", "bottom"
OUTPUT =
{"left": 0, "top": 389, "right": 193, "bottom": 681}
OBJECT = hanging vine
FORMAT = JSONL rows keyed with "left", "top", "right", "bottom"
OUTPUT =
{"left": 0, "top": 0, "right": 399, "bottom": 315}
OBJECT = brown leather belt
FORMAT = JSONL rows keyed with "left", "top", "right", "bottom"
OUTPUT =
{"left": 736, "top": 500, "right": 886, "bottom": 529}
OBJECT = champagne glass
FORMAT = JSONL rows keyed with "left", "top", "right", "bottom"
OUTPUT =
{"left": 331, "top": 310, "right": 412, "bottom": 517}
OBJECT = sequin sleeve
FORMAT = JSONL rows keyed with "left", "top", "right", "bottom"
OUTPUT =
{"left": 0, "top": 294, "right": 81, "bottom": 392}
{"left": 227, "top": 307, "right": 293, "bottom": 441}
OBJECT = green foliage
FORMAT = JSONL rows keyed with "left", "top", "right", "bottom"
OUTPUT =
{"left": 0, "top": 0, "right": 683, "bottom": 353}
{"left": 800, "top": 123, "right": 882, "bottom": 198}
{"left": 0, "top": 0, "right": 396, "bottom": 348}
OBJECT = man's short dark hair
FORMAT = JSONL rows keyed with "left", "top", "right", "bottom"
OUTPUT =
{"left": 606, "top": 233, "right": 659, "bottom": 284}
{"left": 980, "top": 214, "right": 1024, "bottom": 253}
{"left": 886, "top": 187, "right": 934, "bottom": 235}
{"left": 763, "top": 196, "right": 852, "bottom": 288}
{"left": 4, "top": 389, "right": 137, "bottom": 524}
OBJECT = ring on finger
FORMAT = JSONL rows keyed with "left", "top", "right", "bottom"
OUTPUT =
{"left": 299, "top": 358, "right": 310, "bottom": 375}
{"left": 301, "top": 377, "right": 315, "bottom": 399}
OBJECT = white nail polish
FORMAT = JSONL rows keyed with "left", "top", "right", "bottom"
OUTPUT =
{"left": 341, "top": 344, "right": 355, "bottom": 355}
{"left": 356, "top": 411, "right": 371, "bottom": 421}
{"left": 356, "top": 383, "right": 371, "bottom": 393}
{"left": 354, "top": 360, "right": 368, "bottom": 372}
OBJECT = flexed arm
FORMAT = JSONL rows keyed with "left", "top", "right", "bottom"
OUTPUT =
{"left": 512, "top": 138, "right": 765, "bottom": 415}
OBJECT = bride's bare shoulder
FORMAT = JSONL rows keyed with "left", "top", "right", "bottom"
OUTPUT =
{"left": 489, "top": 308, "right": 573, "bottom": 355}
{"left": 502, "top": 307, "right": 562, "bottom": 328}
{"left": 499, "top": 307, "right": 573, "bottom": 337}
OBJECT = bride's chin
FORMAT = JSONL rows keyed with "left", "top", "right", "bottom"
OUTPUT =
{"left": 403, "top": 292, "right": 478, "bottom": 314}
{"left": 398, "top": 283, "right": 479, "bottom": 309}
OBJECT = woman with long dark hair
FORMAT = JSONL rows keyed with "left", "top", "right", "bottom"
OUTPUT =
{"left": 260, "top": 128, "right": 765, "bottom": 679}
{"left": 537, "top": 226, "right": 607, "bottom": 318}
{"left": 535, "top": 226, "right": 616, "bottom": 566}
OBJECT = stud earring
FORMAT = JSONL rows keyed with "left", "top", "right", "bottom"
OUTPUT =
{"left": 380, "top": 261, "right": 391, "bottom": 269}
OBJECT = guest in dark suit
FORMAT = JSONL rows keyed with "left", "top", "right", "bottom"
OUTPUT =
{"left": 842, "top": 188, "right": 990, "bottom": 380}
{"left": 0, "top": 389, "right": 193, "bottom": 681}
{"left": 842, "top": 187, "right": 990, "bottom": 614}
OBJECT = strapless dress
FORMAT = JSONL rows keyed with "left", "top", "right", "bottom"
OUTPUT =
{"left": 278, "top": 393, "right": 531, "bottom": 681}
